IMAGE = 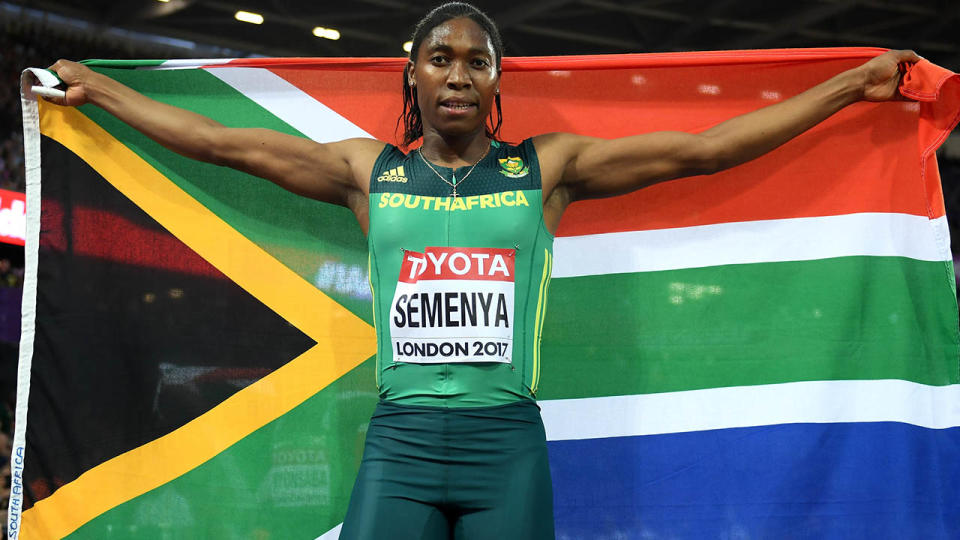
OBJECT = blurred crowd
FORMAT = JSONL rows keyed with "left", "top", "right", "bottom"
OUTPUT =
{"left": 1, "top": 13, "right": 181, "bottom": 193}
{"left": 0, "top": 253, "right": 18, "bottom": 536}
{"left": 0, "top": 394, "right": 13, "bottom": 537}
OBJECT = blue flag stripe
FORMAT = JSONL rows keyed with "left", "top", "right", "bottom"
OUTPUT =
{"left": 548, "top": 422, "right": 960, "bottom": 539}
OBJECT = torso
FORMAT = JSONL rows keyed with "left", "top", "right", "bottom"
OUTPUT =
{"left": 366, "top": 139, "right": 555, "bottom": 407}
{"left": 344, "top": 133, "right": 576, "bottom": 236}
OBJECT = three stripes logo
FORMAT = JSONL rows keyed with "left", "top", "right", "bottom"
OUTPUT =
{"left": 377, "top": 166, "right": 408, "bottom": 183}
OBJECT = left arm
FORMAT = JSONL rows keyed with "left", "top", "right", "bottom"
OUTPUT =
{"left": 537, "top": 49, "right": 921, "bottom": 204}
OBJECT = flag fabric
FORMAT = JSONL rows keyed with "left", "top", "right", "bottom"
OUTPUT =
{"left": 13, "top": 49, "right": 960, "bottom": 539}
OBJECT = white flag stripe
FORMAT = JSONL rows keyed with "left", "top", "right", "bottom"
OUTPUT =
{"left": 153, "top": 59, "right": 236, "bottom": 70}
{"left": 316, "top": 523, "right": 342, "bottom": 539}
{"left": 205, "top": 67, "right": 373, "bottom": 143}
{"left": 554, "top": 213, "right": 950, "bottom": 278}
{"left": 540, "top": 379, "right": 960, "bottom": 441}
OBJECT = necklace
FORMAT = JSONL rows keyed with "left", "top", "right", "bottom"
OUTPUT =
{"left": 417, "top": 143, "right": 490, "bottom": 198}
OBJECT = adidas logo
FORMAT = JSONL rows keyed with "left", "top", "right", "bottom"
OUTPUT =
{"left": 377, "top": 166, "right": 408, "bottom": 183}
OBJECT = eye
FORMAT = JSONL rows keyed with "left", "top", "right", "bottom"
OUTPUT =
{"left": 430, "top": 55, "right": 449, "bottom": 65}
{"left": 471, "top": 58, "right": 490, "bottom": 68}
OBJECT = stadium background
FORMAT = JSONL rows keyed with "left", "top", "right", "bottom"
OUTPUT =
{"left": 1, "top": 0, "right": 959, "bottom": 536}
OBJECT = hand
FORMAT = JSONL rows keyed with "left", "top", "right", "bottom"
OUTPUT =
{"left": 43, "top": 59, "right": 94, "bottom": 107}
{"left": 857, "top": 49, "right": 922, "bottom": 102}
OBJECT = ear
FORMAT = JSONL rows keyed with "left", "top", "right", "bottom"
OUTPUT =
{"left": 406, "top": 61, "right": 416, "bottom": 87}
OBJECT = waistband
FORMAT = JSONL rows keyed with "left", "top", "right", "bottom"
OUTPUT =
{"left": 372, "top": 398, "right": 542, "bottom": 421}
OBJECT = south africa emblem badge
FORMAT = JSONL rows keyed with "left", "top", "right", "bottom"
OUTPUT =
{"left": 498, "top": 157, "right": 529, "bottom": 178}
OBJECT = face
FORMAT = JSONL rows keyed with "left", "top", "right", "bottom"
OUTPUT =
{"left": 408, "top": 17, "right": 500, "bottom": 139}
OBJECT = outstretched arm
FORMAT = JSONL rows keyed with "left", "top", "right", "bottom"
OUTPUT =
{"left": 536, "top": 49, "right": 921, "bottom": 202}
{"left": 46, "top": 60, "right": 383, "bottom": 207}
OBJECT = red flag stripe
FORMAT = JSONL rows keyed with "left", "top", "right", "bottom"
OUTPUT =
{"left": 209, "top": 51, "right": 955, "bottom": 234}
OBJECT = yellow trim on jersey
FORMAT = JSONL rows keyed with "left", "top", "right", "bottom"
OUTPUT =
{"left": 368, "top": 250, "right": 379, "bottom": 389}
{"left": 537, "top": 253, "right": 553, "bottom": 392}
{"left": 532, "top": 249, "right": 553, "bottom": 394}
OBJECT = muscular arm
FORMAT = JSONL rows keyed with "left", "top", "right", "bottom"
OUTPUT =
{"left": 537, "top": 49, "right": 921, "bottom": 204}
{"left": 48, "top": 60, "right": 382, "bottom": 207}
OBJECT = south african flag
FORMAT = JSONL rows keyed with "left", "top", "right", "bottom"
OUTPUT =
{"left": 14, "top": 49, "right": 960, "bottom": 538}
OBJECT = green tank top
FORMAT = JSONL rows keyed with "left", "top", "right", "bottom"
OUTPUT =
{"left": 367, "top": 139, "right": 554, "bottom": 407}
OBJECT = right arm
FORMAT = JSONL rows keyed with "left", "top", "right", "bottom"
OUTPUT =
{"left": 47, "top": 60, "right": 383, "bottom": 207}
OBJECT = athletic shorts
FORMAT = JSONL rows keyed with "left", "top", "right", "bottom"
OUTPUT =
{"left": 339, "top": 399, "right": 555, "bottom": 540}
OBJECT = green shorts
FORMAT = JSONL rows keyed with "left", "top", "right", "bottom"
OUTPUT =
{"left": 339, "top": 399, "right": 555, "bottom": 540}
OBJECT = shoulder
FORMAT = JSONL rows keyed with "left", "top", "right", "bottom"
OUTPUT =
{"left": 327, "top": 137, "right": 390, "bottom": 164}
{"left": 531, "top": 132, "right": 603, "bottom": 165}
{"left": 323, "top": 137, "right": 390, "bottom": 190}
{"left": 530, "top": 132, "right": 603, "bottom": 190}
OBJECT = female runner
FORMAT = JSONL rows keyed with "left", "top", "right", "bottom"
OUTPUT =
{"left": 44, "top": 2, "right": 919, "bottom": 538}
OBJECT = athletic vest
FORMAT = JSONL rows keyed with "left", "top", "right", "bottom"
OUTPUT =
{"left": 367, "top": 139, "right": 554, "bottom": 407}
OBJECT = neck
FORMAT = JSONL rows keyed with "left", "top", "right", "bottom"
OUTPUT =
{"left": 419, "top": 128, "right": 490, "bottom": 167}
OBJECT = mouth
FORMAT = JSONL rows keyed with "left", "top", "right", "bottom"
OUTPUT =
{"left": 439, "top": 100, "right": 477, "bottom": 113}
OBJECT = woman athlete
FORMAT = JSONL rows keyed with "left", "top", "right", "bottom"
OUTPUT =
{"left": 45, "top": 2, "right": 919, "bottom": 539}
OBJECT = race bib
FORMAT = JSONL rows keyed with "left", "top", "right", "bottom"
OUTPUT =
{"left": 390, "top": 247, "right": 515, "bottom": 363}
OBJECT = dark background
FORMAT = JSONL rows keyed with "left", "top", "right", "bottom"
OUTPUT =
{"left": 5, "top": 0, "right": 960, "bottom": 70}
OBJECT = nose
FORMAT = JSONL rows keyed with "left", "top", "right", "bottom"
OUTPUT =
{"left": 446, "top": 60, "right": 471, "bottom": 89}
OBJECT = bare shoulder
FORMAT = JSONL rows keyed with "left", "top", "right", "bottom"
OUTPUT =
{"left": 326, "top": 137, "right": 388, "bottom": 170}
{"left": 531, "top": 132, "right": 601, "bottom": 195}
{"left": 329, "top": 136, "right": 388, "bottom": 158}
{"left": 532, "top": 132, "right": 603, "bottom": 168}
{"left": 324, "top": 137, "right": 389, "bottom": 193}
{"left": 531, "top": 132, "right": 595, "bottom": 157}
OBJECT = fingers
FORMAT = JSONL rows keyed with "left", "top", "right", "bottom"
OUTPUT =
{"left": 37, "top": 60, "right": 87, "bottom": 106}
{"left": 889, "top": 49, "right": 922, "bottom": 64}
{"left": 47, "top": 59, "right": 71, "bottom": 80}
